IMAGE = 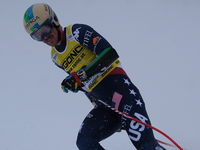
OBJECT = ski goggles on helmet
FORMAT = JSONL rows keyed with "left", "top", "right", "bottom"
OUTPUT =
{"left": 31, "top": 21, "right": 54, "bottom": 41}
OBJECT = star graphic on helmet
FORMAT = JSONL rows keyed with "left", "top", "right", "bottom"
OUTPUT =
{"left": 124, "top": 78, "right": 130, "bottom": 86}
{"left": 135, "top": 99, "right": 143, "bottom": 107}
{"left": 129, "top": 89, "right": 137, "bottom": 96}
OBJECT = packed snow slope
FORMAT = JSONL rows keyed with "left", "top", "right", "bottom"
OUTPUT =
{"left": 1, "top": 0, "right": 200, "bottom": 149}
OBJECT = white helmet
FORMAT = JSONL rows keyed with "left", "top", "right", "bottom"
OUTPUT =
{"left": 23, "top": 3, "right": 60, "bottom": 41}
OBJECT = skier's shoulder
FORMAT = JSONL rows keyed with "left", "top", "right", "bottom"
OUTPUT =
{"left": 70, "top": 23, "right": 94, "bottom": 33}
{"left": 66, "top": 23, "right": 94, "bottom": 44}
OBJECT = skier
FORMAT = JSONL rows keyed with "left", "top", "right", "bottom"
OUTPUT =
{"left": 23, "top": 3, "right": 166, "bottom": 150}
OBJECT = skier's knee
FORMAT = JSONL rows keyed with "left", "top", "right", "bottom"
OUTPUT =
{"left": 76, "top": 134, "right": 90, "bottom": 150}
{"left": 76, "top": 134, "right": 105, "bottom": 150}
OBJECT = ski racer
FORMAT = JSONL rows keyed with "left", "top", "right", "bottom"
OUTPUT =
{"left": 23, "top": 3, "right": 166, "bottom": 150}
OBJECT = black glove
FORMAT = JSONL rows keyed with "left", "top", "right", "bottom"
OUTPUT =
{"left": 61, "top": 72, "right": 81, "bottom": 93}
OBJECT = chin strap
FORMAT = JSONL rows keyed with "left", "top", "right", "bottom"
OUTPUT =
{"left": 56, "top": 27, "right": 61, "bottom": 42}
{"left": 55, "top": 25, "right": 65, "bottom": 43}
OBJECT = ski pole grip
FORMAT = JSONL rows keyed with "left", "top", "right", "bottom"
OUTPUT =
{"left": 71, "top": 72, "right": 81, "bottom": 87}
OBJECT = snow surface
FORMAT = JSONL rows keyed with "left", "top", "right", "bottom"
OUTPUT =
{"left": 1, "top": 0, "right": 200, "bottom": 149}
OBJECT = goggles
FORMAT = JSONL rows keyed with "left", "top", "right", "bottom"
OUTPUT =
{"left": 31, "top": 21, "right": 54, "bottom": 41}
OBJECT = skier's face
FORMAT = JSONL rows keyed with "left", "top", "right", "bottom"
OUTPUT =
{"left": 42, "top": 27, "right": 59, "bottom": 46}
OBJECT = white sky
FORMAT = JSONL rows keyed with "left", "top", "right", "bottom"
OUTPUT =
{"left": 1, "top": 0, "right": 200, "bottom": 149}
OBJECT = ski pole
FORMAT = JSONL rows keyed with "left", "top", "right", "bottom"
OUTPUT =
{"left": 79, "top": 88, "right": 184, "bottom": 150}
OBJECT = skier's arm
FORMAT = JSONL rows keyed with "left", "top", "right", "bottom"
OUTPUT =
{"left": 61, "top": 47, "right": 119, "bottom": 93}
{"left": 61, "top": 24, "right": 119, "bottom": 93}
{"left": 71, "top": 24, "right": 119, "bottom": 80}
{"left": 77, "top": 47, "right": 119, "bottom": 80}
